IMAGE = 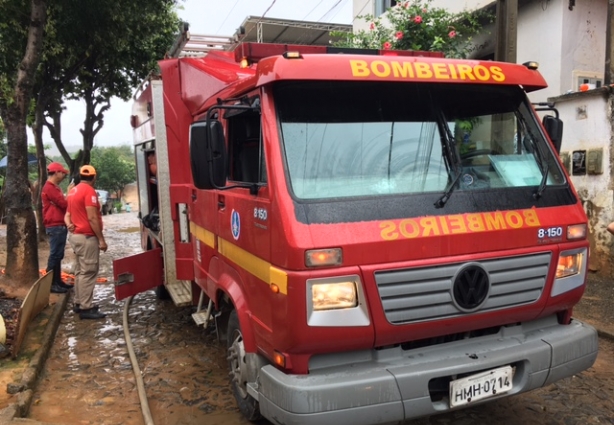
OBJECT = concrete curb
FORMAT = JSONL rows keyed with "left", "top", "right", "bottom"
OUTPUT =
{"left": 0, "top": 293, "right": 68, "bottom": 421}
{"left": 596, "top": 328, "right": 614, "bottom": 343}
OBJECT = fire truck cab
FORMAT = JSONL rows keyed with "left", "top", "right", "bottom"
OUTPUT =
{"left": 114, "top": 32, "right": 598, "bottom": 425}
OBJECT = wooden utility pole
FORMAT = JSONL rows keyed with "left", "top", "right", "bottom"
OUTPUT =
{"left": 495, "top": 0, "right": 518, "bottom": 63}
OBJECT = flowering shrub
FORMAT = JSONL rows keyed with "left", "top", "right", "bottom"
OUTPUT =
{"left": 333, "top": 0, "right": 492, "bottom": 58}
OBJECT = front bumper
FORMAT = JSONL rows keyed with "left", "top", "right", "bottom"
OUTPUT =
{"left": 257, "top": 316, "right": 597, "bottom": 425}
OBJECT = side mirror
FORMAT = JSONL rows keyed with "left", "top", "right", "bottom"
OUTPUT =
{"left": 190, "top": 120, "right": 227, "bottom": 189}
{"left": 543, "top": 115, "right": 563, "bottom": 154}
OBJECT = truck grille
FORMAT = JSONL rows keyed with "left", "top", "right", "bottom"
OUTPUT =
{"left": 375, "top": 252, "right": 551, "bottom": 324}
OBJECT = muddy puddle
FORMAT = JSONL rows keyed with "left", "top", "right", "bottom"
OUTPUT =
{"left": 29, "top": 212, "right": 256, "bottom": 425}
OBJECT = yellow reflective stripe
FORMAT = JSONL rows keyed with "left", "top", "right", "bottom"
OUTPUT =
{"left": 190, "top": 221, "right": 215, "bottom": 248}
{"left": 218, "top": 237, "right": 288, "bottom": 295}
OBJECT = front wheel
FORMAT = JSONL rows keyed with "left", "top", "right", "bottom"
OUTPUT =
{"left": 227, "top": 309, "right": 262, "bottom": 421}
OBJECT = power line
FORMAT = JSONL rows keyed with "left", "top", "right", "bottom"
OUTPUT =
{"left": 261, "top": 0, "right": 277, "bottom": 19}
{"left": 318, "top": 0, "right": 346, "bottom": 22}
{"left": 303, "top": 0, "right": 326, "bottom": 20}
{"left": 216, "top": 0, "right": 243, "bottom": 34}
{"left": 354, "top": 0, "right": 370, "bottom": 20}
{"left": 327, "top": 0, "right": 351, "bottom": 21}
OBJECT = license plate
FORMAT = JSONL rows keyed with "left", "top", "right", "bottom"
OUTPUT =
{"left": 449, "top": 366, "right": 514, "bottom": 408}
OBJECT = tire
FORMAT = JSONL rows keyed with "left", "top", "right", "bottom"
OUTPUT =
{"left": 227, "top": 309, "right": 262, "bottom": 421}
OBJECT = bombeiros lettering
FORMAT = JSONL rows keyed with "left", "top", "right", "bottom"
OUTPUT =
{"left": 350, "top": 59, "right": 506, "bottom": 83}
{"left": 380, "top": 209, "right": 540, "bottom": 240}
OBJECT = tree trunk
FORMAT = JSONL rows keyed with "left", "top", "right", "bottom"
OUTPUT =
{"left": 1, "top": 0, "right": 48, "bottom": 286}
{"left": 33, "top": 92, "right": 49, "bottom": 242}
{"left": 3, "top": 113, "right": 39, "bottom": 284}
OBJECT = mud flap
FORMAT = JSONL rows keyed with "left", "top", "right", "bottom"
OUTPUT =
{"left": 113, "top": 248, "right": 163, "bottom": 300}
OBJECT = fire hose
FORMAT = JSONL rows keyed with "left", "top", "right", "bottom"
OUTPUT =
{"left": 123, "top": 295, "right": 155, "bottom": 425}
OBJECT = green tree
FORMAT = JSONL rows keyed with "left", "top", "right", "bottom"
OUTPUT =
{"left": 39, "top": 0, "right": 180, "bottom": 177}
{"left": 334, "top": 0, "right": 492, "bottom": 58}
{"left": 90, "top": 146, "right": 135, "bottom": 201}
{"left": 0, "top": 0, "right": 48, "bottom": 285}
{"left": 26, "top": 0, "right": 178, "bottom": 241}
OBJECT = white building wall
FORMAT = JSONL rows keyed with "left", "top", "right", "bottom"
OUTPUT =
{"left": 353, "top": 0, "right": 371, "bottom": 31}
{"left": 561, "top": 0, "right": 607, "bottom": 93}
{"left": 551, "top": 90, "right": 614, "bottom": 272}
{"left": 516, "top": 0, "right": 564, "bottom": 102}
{"left": 431, "top": 0, "right": 493, "bottom": 13}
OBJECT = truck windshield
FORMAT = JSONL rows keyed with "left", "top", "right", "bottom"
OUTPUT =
{"left": 275, "top": 81, "right": 565, "bottom": 201}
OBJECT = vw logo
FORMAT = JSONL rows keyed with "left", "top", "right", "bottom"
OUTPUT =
{"left": 452, "top": 263, "right": 490, "bottom": 312}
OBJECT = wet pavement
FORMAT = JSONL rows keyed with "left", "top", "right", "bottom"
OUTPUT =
{"left": 27, "top": 212, "right": 248, "bottom": 425}
{"left": 1, "top": 211, "right": 613, "bottom": 425}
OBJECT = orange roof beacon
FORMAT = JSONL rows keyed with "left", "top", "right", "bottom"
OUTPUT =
{"left": 114, "top": 26, "right": 597, "bottom": 424}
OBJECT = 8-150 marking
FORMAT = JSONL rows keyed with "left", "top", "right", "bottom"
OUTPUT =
{"left": 538, "top": 226, "right": 562, "bottom": 238}
{"left": 254, "top": 207, "right": 267, "bottom": 221}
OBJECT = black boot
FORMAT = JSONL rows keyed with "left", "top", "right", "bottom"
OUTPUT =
{"left": 73, "top": 304, "right": 98, "bottom": 313}
{"left": 50, "top": 284, "right": 68, "bottom": 294}
{"left": 79, "top": 307, "right": 106, "bottom": 320}
{"left": 56, "top": 280, "right": 73, "bottom": 290}
{"left": 53, "top": 264, "right": 72, "bottom": 289}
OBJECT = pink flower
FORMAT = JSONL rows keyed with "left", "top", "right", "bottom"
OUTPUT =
{"left": 395, "top": 31, "right": 404, "bottom": 40}
{"left": 422, "top": 8, "right": 427, "bottom": 13}
{"left": 370, "top": 22, "right": 375, "bottom": 30}
{"left": 404, "top": 2, "right": 410, "bottom": 8}
{"left": 383, "top": 41, "right": 392, "bottom": 50}
{"left": 449, "top": 30, "right": 456, "bottom": 38}
{"left": 414, "top": 15, "right": 423, "bottom": 24}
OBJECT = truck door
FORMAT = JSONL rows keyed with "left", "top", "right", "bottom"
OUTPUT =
{"left": 113, "top": 248, "right": 163, "bottom": 300}
{"left": 217, "top": 108, "right": 273, "bottom": 330}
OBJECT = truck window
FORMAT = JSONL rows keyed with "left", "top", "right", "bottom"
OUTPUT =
{"left": 227, "top": 110, "right": 266, "bottom": 184}
{"left": 275, "top": 82, "right": 565, "bottom": 201}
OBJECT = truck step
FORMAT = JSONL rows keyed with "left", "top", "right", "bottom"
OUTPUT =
{"left": 191, "top": 311, "right": 211, "bottom": 326}
{"left": 167, "top": 280, "right": 192, "bottom": 306}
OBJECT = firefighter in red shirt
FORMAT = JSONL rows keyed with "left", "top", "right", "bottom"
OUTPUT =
{"left": 42, "top": 162, "right": 74, "bottom": 294}
{"left": 65, "top": 165, "right": 107, "bottom": 320}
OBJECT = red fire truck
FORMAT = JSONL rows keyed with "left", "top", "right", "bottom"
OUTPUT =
{"left": 114, "top": 30, "right": 598, "bottom": 424}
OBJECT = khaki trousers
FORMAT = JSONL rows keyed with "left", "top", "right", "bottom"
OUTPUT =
{"left": 69, "top": 234, "right": 100, "bottom": 310}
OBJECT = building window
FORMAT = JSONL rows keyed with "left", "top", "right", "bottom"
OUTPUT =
{"left": 375, "top": 0, "right": 398, "bottom": 17}
{"left": 572, "top": 70, "right": 603, "bottom": 91}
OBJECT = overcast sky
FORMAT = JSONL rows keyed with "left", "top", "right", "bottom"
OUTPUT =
{"left": 45, "top": 0, "right": 353, "bottom": 151}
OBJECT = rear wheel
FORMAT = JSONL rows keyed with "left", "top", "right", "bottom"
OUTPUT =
{"left": 227, "top": 309, "right": 262, "bottom": 421}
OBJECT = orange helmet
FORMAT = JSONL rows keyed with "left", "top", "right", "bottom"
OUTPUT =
{"left": 80, "top": 165, "right": 97, "bottom": 176}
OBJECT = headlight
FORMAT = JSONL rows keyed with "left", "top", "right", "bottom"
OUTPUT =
{"left": 551, "top": 248, "right": 587, "bottom": 297}
{"left": 556, "top": 252, "right": 583, "bottom": 279}
{"left": 312, "top": 281, "right": 357, "bottom": 311}
{"left": 306, "top": 275, "right": 370, "bottom": 327}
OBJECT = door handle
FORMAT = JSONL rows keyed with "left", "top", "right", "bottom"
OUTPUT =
{"left": 218, "top": 195, "right": 225, "bottom": 209}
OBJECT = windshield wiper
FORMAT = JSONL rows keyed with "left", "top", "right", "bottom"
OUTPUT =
{"left": 434, "top": 168, "right": 463, "bottom": 208}
{"left": 525, "top": 134, "right": 549, "bottom": 200}
{"left": 518, "top": 117, "right": 549, "bottom": 200}
{"left": 533, "top": 149, "right": 549, "bottom": 200}
{"left": 433, "top": 108, "right": 461, "bottom": 208}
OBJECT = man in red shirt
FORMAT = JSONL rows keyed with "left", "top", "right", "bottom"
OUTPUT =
{"left": 66, "top": 165, "right": 107, "bottom": 320}
{"left": 42, "top": 162, "right": 74, "bottom": 293}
